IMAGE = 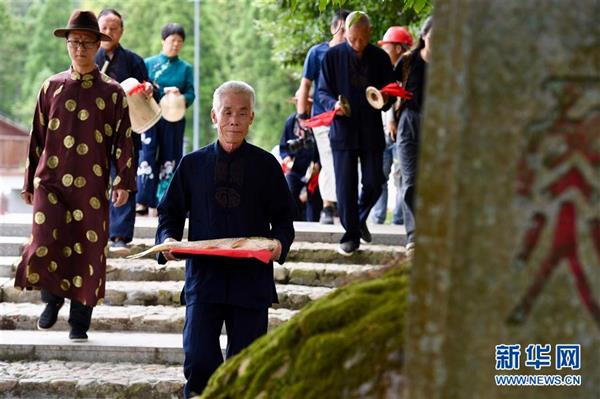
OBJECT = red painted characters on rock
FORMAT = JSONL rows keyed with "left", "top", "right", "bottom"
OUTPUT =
{"left": 508, "top": 81, "right": 600, "bottom": 327}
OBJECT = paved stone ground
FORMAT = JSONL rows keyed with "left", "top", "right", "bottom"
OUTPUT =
{"left": 0, "top": 360, "right": 184, "bottom": 398}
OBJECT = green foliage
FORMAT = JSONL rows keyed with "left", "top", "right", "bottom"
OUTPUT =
{"left": 0, "top": 2, "right": 27, "bottom": 118}
{"left": 199, "top": 0, "right": 297, "bottom": 149}
{"left": 0, "top": 0, "right": 431, "bottom": 151}
{"left": 12, "top": 0, "right": 71, "bottom": 124}
{"left": 201, "top": 263, "right": 409, "bottom": 398}
{"left": 253, "top": 0, "right": 433, "bottom": 68}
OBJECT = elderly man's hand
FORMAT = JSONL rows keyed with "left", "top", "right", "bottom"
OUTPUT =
{"left": 271, "top": 239, "right": 282, "bottom": 262}
{"left": 161, "top": 237, "right": 180, "bottom": 262}
{"left": 334, "top": 101, "right": 346, "bottom": 116}
{"left": 112, "top": 189, "right": 129, "bottom": 207}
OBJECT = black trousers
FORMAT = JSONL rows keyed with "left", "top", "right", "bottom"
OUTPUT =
{"left": 332, "top": 148, "right": 384, "bottom": 244}
{"left": 183, "top": 302, "right": 268, "bottom": 398}
{"left": 41, "top": 289, "right": 93, "bottom": 331}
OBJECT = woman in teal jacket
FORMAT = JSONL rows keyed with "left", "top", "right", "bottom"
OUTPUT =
{"left": 136, "top": 22, "right": 195, "bottom": 215}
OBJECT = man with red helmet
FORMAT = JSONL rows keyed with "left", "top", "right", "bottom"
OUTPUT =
{"left": 370, "top": 26, "right": 413, "bottom": 226}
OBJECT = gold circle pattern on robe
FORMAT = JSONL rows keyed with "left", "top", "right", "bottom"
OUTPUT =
{"left": 48, "top": 193, "right": 58, "bottom": 204}
{"left": 96, "top": 97, "right": 106, "bottom": 110}
{"left": 78, "top": 109, "right": 89, "bottom": 121}
{"left": 34, "top": 211, "right": 46, "bottom": 224}
{"left": 35, "top": 246, "right": 48, "bottom": 257}
{"left": 14, "top": 68, "right": 135, "bottom": 308}
{"left": 74, "top": 176, "right": 87, "bottom": 188}
{"left": 86, "top": 230, "right": 98, "bottom": 243}
{"left": 48, "top": 118, "right": 60, "bottom": 131}
{"left": 93, "top": 164, "right": 103, "bottom": 177}
{"left": 63, "top": 135, "right": 75, "bottom": 149}
{"left": 60, "top": 279, "right": 71, "bottom": 291}
{"left": 27, "top": 273, "right": 40, "bottom": 284}
{"left": 47, "top": 155, "right": 59, "bottom": 169}
{"left": 73, "top": 209, "right": 84, "bottom": 221}
{"left": 65, "top": 99, "right": 77, "bottom": 112}
{"left": 62, "top": 174, "right": 73, "bottom": 187}
{"left": 89, "top": 197, "right": 101, "bottom": 209}
{"left": 48, "top": 261, "right": 58, "bottom": 272}
{"left": 76, "top": 143, "right": 89, "bottom": 155}
{"left": 62, "top": 246, "right": 72, "bottom": 258}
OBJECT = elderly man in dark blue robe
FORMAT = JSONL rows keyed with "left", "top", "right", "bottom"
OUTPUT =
{"left": 95, "top": 8, "right": 151, "bottom": 256}
{"left": 318, "top": 11, "right": 396, "bottom": 255}
{"left": 155, "top": 80, "right": 295, "bottom": 398}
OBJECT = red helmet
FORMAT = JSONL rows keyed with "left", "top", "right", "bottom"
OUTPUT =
{"left": 377, "top": 26, "right": 413, "bottom": 47}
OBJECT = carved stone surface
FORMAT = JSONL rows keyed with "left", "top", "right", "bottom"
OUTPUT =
{"left": 405, "top": 1, "right": 600, "bottom": 398}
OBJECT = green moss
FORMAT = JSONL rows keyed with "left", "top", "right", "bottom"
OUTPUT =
{"left": 200, "top": 262, "right": 409, "bottom": 399}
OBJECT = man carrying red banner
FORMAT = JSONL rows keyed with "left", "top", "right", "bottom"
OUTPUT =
{"left": 318, "top": 11, "right": 396, "bottom": 255}
{"left": 155, "top": 81, "right": 295, "bottom": 397}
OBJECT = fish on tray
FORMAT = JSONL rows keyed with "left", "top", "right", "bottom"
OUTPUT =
{"left": 127, "top": 236, "right": 277, "bottom": 262}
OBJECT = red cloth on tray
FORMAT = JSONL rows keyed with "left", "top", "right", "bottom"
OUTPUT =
{"left": 169, "top": 247, "right": 273, "bottom": 264}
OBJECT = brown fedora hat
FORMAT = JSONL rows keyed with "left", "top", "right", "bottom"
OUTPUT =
{"left": 53, "top": 10, "right": 112, "bottom": 41}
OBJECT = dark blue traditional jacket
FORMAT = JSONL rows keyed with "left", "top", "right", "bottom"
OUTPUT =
{"left": 318, "top": 42, "right": 395, "bottom": 151}
{"left": 156, "top": 140, "right": 295, "bottom": 309}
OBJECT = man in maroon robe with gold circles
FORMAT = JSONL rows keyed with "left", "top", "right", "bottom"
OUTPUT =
{"left": 14, "top": 10, "right": 136, "bottom": 341}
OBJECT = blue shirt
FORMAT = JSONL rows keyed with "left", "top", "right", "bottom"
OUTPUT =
{"left": 302, "top": 42, "right": 330, "bottom": 116}
{"left": 156, "top": 140, "right": 295, "bottom": 308}
{"left": 318, "top": 42, "right": 395, "bottom": 151}
{"left": 145, "top": 53, "right": 195, "bottom": 107}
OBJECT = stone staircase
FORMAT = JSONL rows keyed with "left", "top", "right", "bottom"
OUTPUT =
{"left": 0, "top": 214, "right": 405, "bottom": 398}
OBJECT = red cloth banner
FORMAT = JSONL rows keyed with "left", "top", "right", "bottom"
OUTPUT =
{"left": 127, "top": 81, "right": 148, "bottom": 96}
{"left": 380, "top": 82, "right": 413, "bottom": 100}
{"left": 170, "top": 247, "right": 273, "bottom": 264}
{"left": 302, "top": 109, "right": 337, "bottom": 128}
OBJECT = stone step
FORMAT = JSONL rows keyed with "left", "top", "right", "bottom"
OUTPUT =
{"left": 0, "top": 236, "right": 404, "bottom": 264}
{"left": 0, "top": 302, "right": 297, "bottom": 333}
{"left": 0, "top": 257, "right": 383, "bottom": 288}
{"left": 2, "top": 279, "right": 333, "bottom": 310}
{"left": 0, "top": 214, "right": 406, "bottom": 245}
{"left": 0, "top": 360, "right": 184, "bottom": 399}
{"left": 0, "top": 256, "right": 18, "bottom": 277}
{"left": 0, "top": 330, "right": 208, "bottom": 364}
{"left": 105, "top": 259, "right": 382, "bottom": 287}
{"left": 0, "top": 236, "right": 26, "bottom": 257}
{"left": 123, "top": 238, "right": 403, "bottom": 265}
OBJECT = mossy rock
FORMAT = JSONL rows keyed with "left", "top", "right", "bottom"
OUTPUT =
{"left": 200, "top": 260, "right": 409, "bottom": 399}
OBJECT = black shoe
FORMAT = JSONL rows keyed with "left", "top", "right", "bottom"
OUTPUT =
{"left": 359, "top": 223, "right": 372, "bottom": 244}
{"left": 319, "top": 206, "right": 334, "bottom": 224}
{"left": 337, "top": 240, "right": 359, "bottom": 256}
{"left": 69, "top": 328, "right": 88, "bottom": 341}
{"left": 37, "top": 300, "right": 64, "bottom": 330}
